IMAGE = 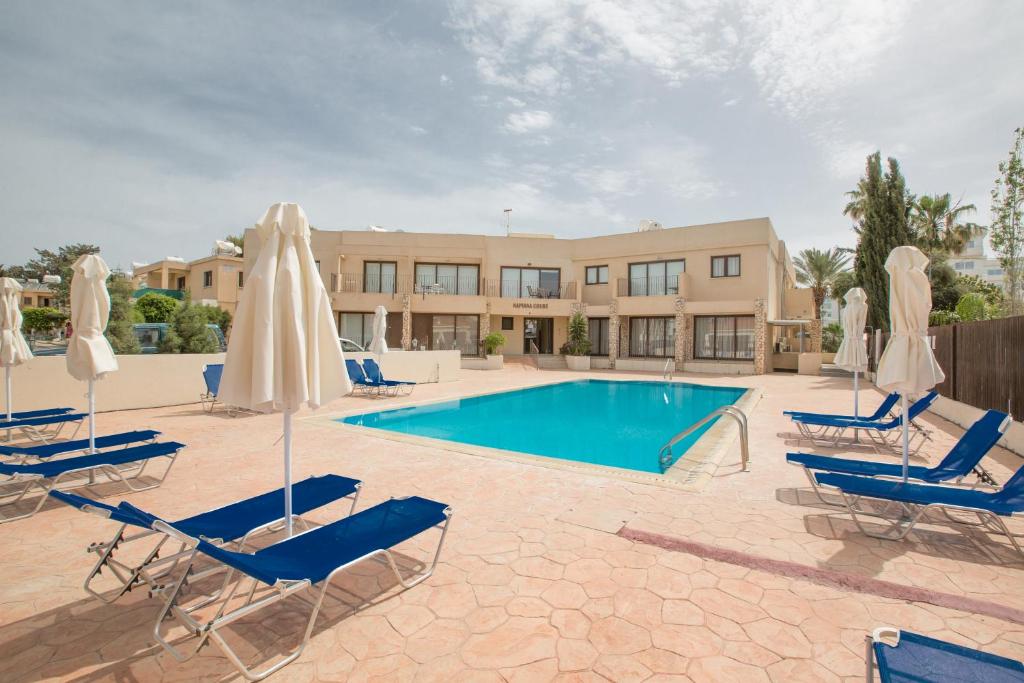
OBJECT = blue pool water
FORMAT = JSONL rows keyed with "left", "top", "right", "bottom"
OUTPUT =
{"left": 340, "top": 380, "right": 746, "bottom": 473}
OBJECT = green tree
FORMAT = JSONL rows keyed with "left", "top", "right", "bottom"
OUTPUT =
{"left": 929, "top": 262, "right": 963, "bottom": 312}
{"left": 990, "top": 127, "right": 1024, "bottom": 315}
{"left": 912, "top": 193, "right": 983, "bottom": 259}
{"left": 135, "top": 292, "right": 180, "bottom": 323}
{"left": 22, "top": 243, "right": 100, "bottom": 308}
{"left": 160, "top": 302, "right": 219, "bottom": 354}
{"left": 929, "top": 310, "right": 961, "bottom": 326}
{"left": 955, "top": 292, "right": 989, "bottom": 322}
{"left": 793, "top": 248, "right": 850, "bottom": 319}
{"left": 830, "top": 270, "right": 858, "bottom": 304}
{"left": 21, "top": 307, "right": 66, "bottom": 335}
{"left": 193, "top": 303, "right": 232, "bottom": 334}
{"left": 957, "top": 274, "right": 1006, "bottom": 314}
{"left": 224, "top": 234, "right": 245, "bottom": 254}
{"left": 106, "top": 274, "right": 141, "bottom": 354}
{"left": 853, "top": 153, "right": 914, "bottom": 330}
{"left": 564, "top": 312, "right": 592, "bottom": 356}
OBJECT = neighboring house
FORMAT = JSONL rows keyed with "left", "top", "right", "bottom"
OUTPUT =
{"left": 948, "top": 230, "right": 1006, "bottom": 290}
{"left": 19, "top": 279, "right": 56, "bottom": 309}
{"left": 243, "top": 217, "right": 811, "bottom": 375}
{"left": 132, "top": 243, "right": 244, "bottom": 314}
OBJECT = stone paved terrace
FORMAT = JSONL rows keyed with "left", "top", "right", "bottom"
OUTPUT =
{"left": 1, "top": 368, "right": 1022, "bottom": 682}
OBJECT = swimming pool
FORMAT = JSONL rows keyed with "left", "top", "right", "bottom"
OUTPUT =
{"left": 340, "top": 380, "right": 746, "bottom": 473}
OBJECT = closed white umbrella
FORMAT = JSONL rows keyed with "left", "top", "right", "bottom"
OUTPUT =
{"left": 368, "top": 305, "right": 388, "bottom": 358}
{"left": 875, "top": 247, "right": 945, "bottom": 480}
{"left": 66, "top": 254, "right": 119, "bottom": 453}
{"left": 219, "top": 202, "right": 350, "bottom": 536}
{"left": 0, "top": 278, "right": 33, "bottom": 427}
{"left": 834, "top": 287, "right": 869, "bottom": 421}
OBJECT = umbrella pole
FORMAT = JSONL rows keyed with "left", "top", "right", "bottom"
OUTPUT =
{"left": 901, "top": 394, "right": 909, "bottom": 482}
{"left": 88, "top": 379, "right": 96, "bottom": 454}
{"left": 853, "top": 371, "right": 859, "bottom": 443}
{"left": 284, "top": 411, "right": 293, "bottom": 537}
{"left": 5, "top": 367, "right": 10, "bottom": 442}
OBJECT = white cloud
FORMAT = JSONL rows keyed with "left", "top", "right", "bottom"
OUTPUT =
{"left": 439, "top": 73, "right": 452, "bottom": 86}
{"left": 503, "top": 109, "right": 553, "bottom": 134}
{"left": 450, "top": 0, "right": 736, "bottom": 94}
{"left": 741, "top": 0, "right": 916, "bottom": 120}
{"left": 505, "top": 96, "right": 526, "bottom": 107}
{"left": 409, "top": 125, "right": 428, "bottom": 135}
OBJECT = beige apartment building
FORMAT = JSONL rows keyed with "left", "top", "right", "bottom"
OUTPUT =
{"left": 243, "top": 217, "right": 817, "bottom": 374}
{"left": 133, "top": 253, "right": 245, "bottom": 314}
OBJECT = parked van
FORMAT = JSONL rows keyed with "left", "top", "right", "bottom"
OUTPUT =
{"left": 133, "top": 323, "right": 226, "bottom": 353}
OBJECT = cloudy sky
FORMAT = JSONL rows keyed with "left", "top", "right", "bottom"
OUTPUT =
{"left": 2, "top": 1, "right": 1021, "bottom": 271}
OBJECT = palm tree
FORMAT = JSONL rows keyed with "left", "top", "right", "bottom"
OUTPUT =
{"left": 842, "top": 180, "right": 868, "bottom": 224}
{"left": 794, "top": 248, "right": 851, "bottom": 319}
{"left": 912, "top": 193, "right": 984, "bottom": 257}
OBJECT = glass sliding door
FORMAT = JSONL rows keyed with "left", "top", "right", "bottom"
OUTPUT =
{"left": 523, "top": 318, "right": 554, "bottom": 354}
{"left": 501, "top": 267, "right": 561, "bottom": 298}
{"left": 363, "top": 261, "right": 396, "bottom": 293}
{"left": 693, "top": 315, "right": 756, "bottom": 360}
{"left": 415, "top": 264, "right": 479, "bottom": 295}
{"left": 588, "top": 318, "right": 609, "bottom": 355}
{"left": 628, "top": 317, "right": 675, "bottom": 357}
{"left": 412, "top": 313, "right": 480, "bottom": 355}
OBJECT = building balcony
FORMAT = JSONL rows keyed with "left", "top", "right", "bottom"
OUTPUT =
{"left": 615, "top": 273, "right": 688, "bottom": 298}
{"left": 331, "top": 273, "right": 578, "bottom": 301}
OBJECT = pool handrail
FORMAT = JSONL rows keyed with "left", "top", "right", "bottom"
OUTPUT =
{"left": 658, "top": 405, "right": 749, "bottom": 473}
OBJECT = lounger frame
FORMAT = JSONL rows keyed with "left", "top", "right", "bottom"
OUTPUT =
{"left": 793, "top": 416, "right": 932, "bottom": 451}
{"left": 2, "top": 414, "right": 84, "bottom": 445}
{"left": 77, "top": 482, "right": 362, "bottom": 604}
{"left": 152, "top": 500, "right": 453, "bottom": 681}
{"left": 835, "top": 489, "right": 1023, "bottom": 556}
{"left": 0, "top": 444, "right": 183, "bottom": 524}
{"left": 2, "top": 431, "right": 160, "bottom": 466}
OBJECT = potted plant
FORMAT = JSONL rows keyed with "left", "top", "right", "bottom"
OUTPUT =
{"left": 482, "top": 332, "right": 506, "bottom": 369}
{"left": 564, "top": 311, "right": 592, "bottom": 370}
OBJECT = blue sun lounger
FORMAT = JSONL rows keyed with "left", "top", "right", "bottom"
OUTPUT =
{"left": 785, "top": 392, "right": 899, "bottom": 422}
{"left": 0, "top": 429, "right": 162, "bottom": 463}
{"left": 792, "top": 391, "right": 938, "bottom": 448}
{"left": 361, "top": 359, "right": 415, "bottom": 396}
{"left": 4, "top": 407, "right": 75, "bottom": 419}
{"left": 200, "top": 363, "right": 223, "bottom": 412}
{"left": 866, "top": 627, "right": 1024, "bottom": 682}
{"left": 0, "top": 410, "right": 87, "bottom": 443}
{"left": 346, "top": 359, "right": 387, "bottom": 396}
{"left": 0, "top": 440, "right": 185, "bottom": 523}
{"left": 152, "top": 495, "right": 452, "bottom": 680}
{"left": 788, "top": 409, "right": 1010, "bottom": 502}
{"left": 814, "top": 464, "right": 1024, "bottom": 556}
{"left": 50, "top": 473, "right": 362, "bottom": 603}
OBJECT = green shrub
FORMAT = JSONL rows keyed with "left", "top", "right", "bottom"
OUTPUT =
{"left": 482, "top": 332, "right": 506, "bottom": 355}
{"left": 954, "top": 292, "right": 989, "bottom": 322}
{"left": 135, "top": 292, "right": 180, "bottom": 323}
{"left": 821, "top": 322, "right": 843, "bottom": 353}
{"left": 160, "top": 302, "right": 219, "bottom": 354}
{"left": 929, "top": 310, "right": 961, "bottom": 327}
{"left": 194, "top": 303, "right": 232, "bottom": 334}
{"left": 21, "top": 307, "right": 66, "bottom": 335}
{"left": 564, "top": 312, "right": 592, "bottom": 356}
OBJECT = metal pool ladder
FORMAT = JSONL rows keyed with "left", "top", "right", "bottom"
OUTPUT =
{"left": 662, "top": 359, "right": 674, "bottom": 381}
{"left": 658, "top": 405, "right": 750, "bottom": 473}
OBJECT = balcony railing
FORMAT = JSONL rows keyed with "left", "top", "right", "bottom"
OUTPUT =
{"left": 331, "top": 273, "right": 578, "bottom": 300}
{"left": 616, "top": 275, "right": 683, "bottom": 297}
{"left": 333, "top": 273, "right": 482, "bottom": 296}
{"left": 487, "top": 280, "right": 577, "bottom": 299}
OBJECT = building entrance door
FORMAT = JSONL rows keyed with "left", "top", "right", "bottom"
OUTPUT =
{"left": 523, "top": 318, "right": 554, "bottom": 354}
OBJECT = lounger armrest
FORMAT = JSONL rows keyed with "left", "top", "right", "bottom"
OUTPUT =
{"left": 153, "top": 520, "right": 199, "bottom": 547}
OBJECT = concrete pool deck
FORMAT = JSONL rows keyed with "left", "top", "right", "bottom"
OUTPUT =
{"left": 0, "top": 367, "right": 1022, "bottom": 681}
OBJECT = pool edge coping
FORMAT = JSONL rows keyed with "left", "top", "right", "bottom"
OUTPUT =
{"left": 304, "top": 377, "right": 762, "bottom": 492}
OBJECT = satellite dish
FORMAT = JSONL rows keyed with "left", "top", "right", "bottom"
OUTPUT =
{"left": 638, "top": 219, "right": 663, "bottom": 232}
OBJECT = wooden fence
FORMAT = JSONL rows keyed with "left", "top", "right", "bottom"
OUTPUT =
{"left": 927, "top": 316, "right": 1024, "bottom": 421}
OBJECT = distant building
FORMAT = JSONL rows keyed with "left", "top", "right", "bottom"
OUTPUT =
{"left": 948, "top": 229, "right": 1006, "bottom": 290}
{"left": 820, "top": 297, "right": 840, "bottom": 326}
{"left": 132, "top": 243, "right": 244, "bottom": 314}
{"left": 18, "top": 280, "right": 56, "bottom": 308}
